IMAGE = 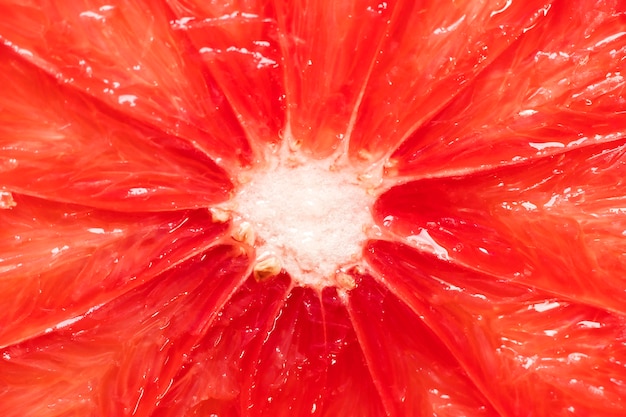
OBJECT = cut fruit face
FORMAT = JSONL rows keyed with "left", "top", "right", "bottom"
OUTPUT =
{"left": 1, "top": 0, "right": 626, "bottom": 416}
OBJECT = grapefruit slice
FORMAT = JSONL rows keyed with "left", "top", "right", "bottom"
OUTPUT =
{"left": 1, "top": 0, "right": 626, "bottom": 416}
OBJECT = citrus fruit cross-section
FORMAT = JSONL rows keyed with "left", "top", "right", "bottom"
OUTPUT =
{"left": 1, "top": 0, "right": 626, "bottom": 416}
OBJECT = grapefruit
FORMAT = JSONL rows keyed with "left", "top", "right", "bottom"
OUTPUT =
{"left": 1, "top": 0, "right": 625, "bottom": 416}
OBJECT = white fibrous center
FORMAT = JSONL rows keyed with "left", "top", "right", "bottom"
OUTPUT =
{"left": 232, "top": 156, "right": 375, "bottom": 289}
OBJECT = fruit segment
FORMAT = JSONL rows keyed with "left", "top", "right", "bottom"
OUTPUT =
{"left": 347, "top": 0, "right": 555, "bottom": 162}
{"left": 366, "top": 241, "right": 626, "bottom": 416}
{"left": 376, "top": 140, "right": 626, "bottom": 316}
{"left": 348, "top": 273, "right": 498, "bottom": 416}
{"left": 0, "top": 0, "right": 252, "bottom": 167}
{"left": 312, "top": 287, "right": 387, "bottom": 417}
{"left": 154, "top": 273, "right": 292, "bottom": 416}
{"left": 166, "top": 0, "right": 285, "bottom": 150}
{"left": 0, "top": 194, "right": 229, "bottom": 349}
{"left": 243, "top": 286, "right": 329, "bottom": 416}
{"left": 243, "top": 286, "right": 368, "bottom": 417}
{"left": 392, "top": 0, "right": 626, "bottom": 178}
{"left": 273, "top": 0, "right": 393, "bottom": 156}
{"left": 165, "top": 282, "right": 387, "bottom": 417}
{"left": 0, "top": 244, "right": 251, "bottom": 417}
{"left": 0, "top": 46, "right": 233, "bottom": 211}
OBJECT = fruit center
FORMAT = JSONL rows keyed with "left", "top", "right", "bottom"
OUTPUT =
{"left": 233, "top": 154, "right": 375, "bottom": 289}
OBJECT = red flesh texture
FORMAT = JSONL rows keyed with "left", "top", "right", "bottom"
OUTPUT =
{"left": 0, "top": 0, "right": 624, "bottom": 416}
{"left": 165, "top": 0, "right": 285, "bottom": 149}
{"left": 0, "top": 194, "right": 228, "bottom": 348}
{"left": 0, "top": 245, "right": 251, "bottom": 417}
{"left": 136, "top": 276, "right": 390, "bottom": 417}
{"left": 348, "top": 273, "right": 498, "bottom": 416}
{"left": 269, "top": 0, "right": 560, "bottom": 159}
{"left": 392, "top": 0, "right": 626, "bottom": 178}
{"left": 0, "top": 251, "right": 502, "bottom": 417}
{"left": 155, "top": 273, "right": 294, "bottom": 417}
{"left": 365, "top": 241, "right": 626, "bottom": 416}
{"left": 0, "top": 0, "right": 252, "bottom": 168}
{"left": 273, "top": 0, "right": 394, "bottom": 156}
{"left": 346, "top": 0, "right": 557, "bottom": 162}
{"left": 375, "top": 139, "right": 626, "bottom": 315}
{"left": 0, "top": 47, "right": 233, "bottom": 211}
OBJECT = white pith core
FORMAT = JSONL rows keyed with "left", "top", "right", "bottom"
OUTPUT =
{"left": 231, "top": 150, "right": 376, "bottom": 289}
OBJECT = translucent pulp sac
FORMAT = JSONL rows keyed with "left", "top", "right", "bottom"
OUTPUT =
{"left": 232, "top": 155, "right": 375, "bottom": 289}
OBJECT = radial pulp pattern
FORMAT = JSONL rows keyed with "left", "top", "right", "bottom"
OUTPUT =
{"left": 0, "top": 0, "right": 626, "bottom": 416}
